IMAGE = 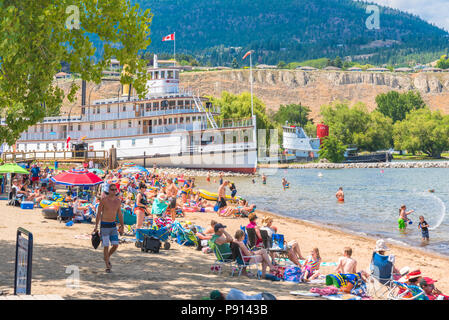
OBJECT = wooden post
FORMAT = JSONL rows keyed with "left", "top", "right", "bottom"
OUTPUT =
{"left": 143, "top": 151, "right": 146, "bottom": 168}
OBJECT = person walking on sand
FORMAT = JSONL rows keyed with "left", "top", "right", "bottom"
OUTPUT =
{"left": 94, "top": 184, "right": 124, "bottom": 273}
{"left": 336, "top": 187, "right": 344, "bottom": 202}
{"left": 398, "top": 205, "right": 414, "bottom": 232}
{"left": 166, "top": 178, "right": 178, "bottom": 221}
{"left": 217, "top": 180, "right": 229, "bottom": 212}
{"left": 262, "top": 174, "right": 266, "bottom": 185}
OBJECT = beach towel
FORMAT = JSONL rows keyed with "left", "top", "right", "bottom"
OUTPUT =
{"left": 151, "top": 198, "right": 168, "bottom": 216}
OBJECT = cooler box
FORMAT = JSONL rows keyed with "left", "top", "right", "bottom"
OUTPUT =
{"left": 21, "top": 201, "right": 34, "bottom": 209}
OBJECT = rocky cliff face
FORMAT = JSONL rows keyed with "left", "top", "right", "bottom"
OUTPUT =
{"left": 59, "top": 70, "right": 449, "bottom": 119}
{"left": 180, "top": 70, "right": 449, "bottom": 120}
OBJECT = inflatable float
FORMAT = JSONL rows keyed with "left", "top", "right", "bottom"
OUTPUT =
{"left": 198, "top": 189, "right": 240, "bottom": 202}
{"left": 40, "top": 199, "right": 69, "bottom": 208}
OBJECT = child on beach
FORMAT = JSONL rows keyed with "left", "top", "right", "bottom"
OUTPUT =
{"left": 301, "top": 248, "right": 322, "bottom": 282}
{"left": 398, "top": 205, "right": 414, "bottom": 232}
{"left": 418, "top": 216, "right": 430, "bottom": 242}
{"left": 335, "top": 247, "right": 357, "bottom": 274}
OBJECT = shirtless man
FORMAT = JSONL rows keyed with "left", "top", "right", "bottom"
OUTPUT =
{"left": 165, "top": 178, "right": 179, "bottom": 221}
{"left": 94, "top": 184, "right": 124, "bottom": 273}
{"left": 217, "top": 180, "right": 229, "bottom": 212}
{"left": 336, "top": 187, "right": 344, "bottom": 202}
{"left": 335, "top": 247, "right": 357, "bottom": 274}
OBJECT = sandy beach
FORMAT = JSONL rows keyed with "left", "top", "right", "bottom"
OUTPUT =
{"left": 1, "top": 200, "right": 448, "bottom": 300}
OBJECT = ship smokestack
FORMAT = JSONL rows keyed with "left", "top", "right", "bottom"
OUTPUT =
{"left": 81, "top": 80, "right": 86, "bottom": 106}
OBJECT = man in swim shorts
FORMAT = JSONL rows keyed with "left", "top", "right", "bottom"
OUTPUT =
{"left": 94, "top": 184, "right": 124, "bottom": 273}
{"left": 166, "top": 178, "right": 178, "bottom": 221}
{"left": 217, "top": 180, "right": 229, "bottom": 211}
{"left": 336, "top": 187, "right": 344, "bottom": 202}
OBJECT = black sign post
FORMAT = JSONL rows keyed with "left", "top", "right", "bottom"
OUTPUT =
{"left": 14, "top": 228, "right": 33, "bottom": 295}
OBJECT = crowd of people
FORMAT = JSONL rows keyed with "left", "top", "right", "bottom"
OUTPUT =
{"left": 3, "top": 161, "right": 447, "bottom": 300}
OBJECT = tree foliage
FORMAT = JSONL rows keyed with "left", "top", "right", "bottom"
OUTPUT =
{"left": 0, "top": 0, "right": 153, "bottom": 145}
{"left": 436, "top": 55, "right": 449, "bottom": 69}
{"left": 375, "top": 91, "right": 427, "bottom": 123}
{"left": 318, "top": 135, "right": 346, "bottom": 163}
{"left": 320, "top": 101, "right": 393, "bottom": 151}
{"left": 393, "top": 109, "right": 449, "bottom": 158}
{"left": 272, "top": 104, "right": 311, "bottom": 127}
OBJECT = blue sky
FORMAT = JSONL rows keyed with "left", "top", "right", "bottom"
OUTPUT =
{"left": 358, "top": 0, "right": 449, "bottom": 31}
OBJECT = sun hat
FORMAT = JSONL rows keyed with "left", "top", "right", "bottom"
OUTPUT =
{"left": 398, "top": 266, "right": 411, "bottom": 282}
{"left": 157, "top": 193, "right": 167, "bottom": 201}
{"left": 406, "top": 269, "right": 422, "bottom": 280}
{"left": 374, "top": 239, "right": 389, "bottom": 252}
{"left": 420, "top": 277, "right": 437, "bottom": 287}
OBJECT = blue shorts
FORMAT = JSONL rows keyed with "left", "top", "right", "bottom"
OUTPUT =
{"left": 422, "top": 230, "right": 429, "bottom": 239}
{"left": 100, "top": 222, "right": 119, "bottom": 247}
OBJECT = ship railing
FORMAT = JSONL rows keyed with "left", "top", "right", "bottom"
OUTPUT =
{"left": 216, "top": 118, "right": 254, "bottom": 129}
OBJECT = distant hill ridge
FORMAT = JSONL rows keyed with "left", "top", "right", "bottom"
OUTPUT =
{"left": 130, "top": 0, "right": 449, "bottom": 66}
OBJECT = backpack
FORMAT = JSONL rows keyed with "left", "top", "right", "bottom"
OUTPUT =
{"left": 142, "top": 235, "right": 161, "bottom": 253}
{"left": 284, "top": 266, "right": 302, "bottom": 283}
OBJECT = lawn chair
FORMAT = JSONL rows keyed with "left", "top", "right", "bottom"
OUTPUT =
{"left": 210, "top": 241, "right": 235, "bottom": 275}
{"left": 387, "top": 281, "right": 428, "bottom": 300}
{"left": 8, "top": 188, "right": 21, "bottom": 207}
{"left": 260, "top": 230, "right": 289, "bottom": 265}
{"left": 231, "top": 242, "right": 261, "bottom": 279}
{"left": 246, "top": 227, "right": 263, "bottom": 251}
{"left": 366, "top": 252, "right": 398, "bottom": 299}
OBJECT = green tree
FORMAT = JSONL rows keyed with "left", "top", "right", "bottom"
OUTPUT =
{"left": 393, "top": 109, "right": 449, "bottom": 158}
{"left": 375, "top": 91, "right": 427, "bottom": 123}
{"left": 334, "top": 56, "right": 343, "bottom": 68}
{"left": 272, "top": 103, "right": 311, "bottom": 127}
{"left": 277, "top": 61, "right": 287, "bottom": 69}
{"left": 0, "top": 0, "right": 152, "bottom": 145}
{"left": 318, "top": 135, "right": 346, "bottom": 163}
{"left": 436, "top": 55, "right": 449, "bottom": 69}
{"left": 320, "top": 101, "right": 393, "bottom": 151}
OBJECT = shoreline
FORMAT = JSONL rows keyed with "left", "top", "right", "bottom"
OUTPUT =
{"left": 258, "top": 160, "right": 449, "bottom": 169}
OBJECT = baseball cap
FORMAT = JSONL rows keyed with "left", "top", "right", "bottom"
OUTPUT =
{"left": 209, "top": 290, "right": 223, "bottom": 300}
{"left": 214, "top": 223, "right": 226, "bottom": 232}
{"left": 420, "top": 277, "right": 437, "bottom": 286}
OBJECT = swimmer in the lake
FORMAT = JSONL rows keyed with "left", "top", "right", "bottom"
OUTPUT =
{"left": 336, "top": 187, "right": 344, "bottom": 202}
{"left": 398, "top": 205, "right": 414, "bottom": 232}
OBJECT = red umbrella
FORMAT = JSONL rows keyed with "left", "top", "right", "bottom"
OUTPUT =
{"left": 50, "top": 169, "right": 103, "bottom": 186}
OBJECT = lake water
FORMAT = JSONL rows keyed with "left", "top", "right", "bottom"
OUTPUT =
{"left": 196, "top": 167, "right": 449, "bottom": 257}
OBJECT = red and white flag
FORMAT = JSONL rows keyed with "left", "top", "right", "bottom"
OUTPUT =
{"left": 162, "top": 33, "right": 175, "bottom": 41}
{"left": 242, "top": 50, "right": 254, "bottom": 60}
{"left": 66, "top": 136, "right": 71, "bottom": 149}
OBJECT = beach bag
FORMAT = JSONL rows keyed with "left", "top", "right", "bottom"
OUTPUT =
{"left": 142, "top": 235, "right": 161, "bottom": 253}
{"left": 284, "top": 266, "right": 302, "bottom": 283}
{"left": 91, "top": 231, "right": 101, "bottom": 250}
{"left": 270, "top": 266, "right": 286, "bottom": 280}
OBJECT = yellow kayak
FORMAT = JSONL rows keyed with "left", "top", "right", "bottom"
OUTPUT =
{"left": 198, "top": 189, "right": 240, "bottom": 202}
{"left": 40, "top": 200, "right": 69, "bottom": 208}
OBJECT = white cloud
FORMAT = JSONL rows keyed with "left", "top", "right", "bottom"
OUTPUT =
{"left": 356, "top": 0, "right": 449, "bottom": 31}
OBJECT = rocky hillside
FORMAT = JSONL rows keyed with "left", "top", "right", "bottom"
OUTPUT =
{"left": 59, "top": 70, "right": 449, "bottom": 120}
{"left": 180, "top": 70, "right": 449, "bottom": 120}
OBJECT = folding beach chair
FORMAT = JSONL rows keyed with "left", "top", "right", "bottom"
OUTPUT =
{"left": 260, "top": 230, "right": 289, "bottom": 265}
{"left": 246, "top": 227, "right": 263, "bottom": 251}
{"left": 387, "top": 281, "right": 428, "bottom": 300}
{"left": 366, "top": 252, "right": 398, "bottom": 299}
{"left": 231, "top": 243, "right": 261, "bottom": 279}
{"left": 210, "top": 242, "right": 235, "bottom": 275}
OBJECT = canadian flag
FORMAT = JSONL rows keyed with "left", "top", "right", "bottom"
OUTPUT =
{"left": 66, "top": 136, "right": 71, "bottom": 149}
{"left": 162, "top": 33, "right": 175, "bottom": 41}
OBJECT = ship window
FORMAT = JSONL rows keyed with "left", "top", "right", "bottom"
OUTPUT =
{"left": 174, "top": 70, "right": 179, "bottom": 79}
{"left": 101, "top": 141, "right": 104, "bottom": 148}
{"left": 174, "top": 118, "right": 178, "bottom": 124}
{"left": 146, "top": 103, "right": 151, "bottom": 112}
{"left": 185, "top": 100, "right": 190, "bottom": 106}
{"left": 168, "top": 118, "right": 172, "bottom": 124}
{"left": 113, "top": 121, "right": 117, "bottom": 129}
{"left": 154, "top": 71, "right": 159, "bottom": 79}
{"left": 117, "top": 140, "right": 120, "bottom": 147}
{"left": 168, "top": 70, "right": 173, "bottom": 79}
{"left": 132, "top": 139, "right": 136, "bottom": 146}
{"left": 102, "top": 122, "right": 106, "bottom": 130}
{"left": 161, "top": 100, "right": 168, "bottom": 109}
{"left": 37, "top": 143, "right": 40, "bottom": 150}
{"left": 186, "top": 117, "right": 190, "bottom": 123}
{"left": 169, "top": 100, "right": 175, "bottom": 108}
{"left": 158, "top": 119, "right": 162, "bottom": 125}
{"left": 69, "top": 125, "right": 73, "bottom": 131}
{"left": 180, "top": 117, "right": 184, "bottom": 124}
{"left": 177, "top": 100, "right": 183, "bottom": 107}
{"left": 90, "top": 124, "right": 93, "bottom": 131}
{"left": 163, "top": 118, "right": 167, "bottom": 125}
{"left": 128, "top": 120, "right": 132, "bottom": 128}
{"left": 97, "top": 107, "right": 100, "bottom": 114}
{"left": 78, "top": 124, "right": 81, "bottom": 131}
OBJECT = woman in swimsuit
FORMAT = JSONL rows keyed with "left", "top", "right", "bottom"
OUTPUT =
{"left": 135, "top": 183, "right": 151, "bottom": 229}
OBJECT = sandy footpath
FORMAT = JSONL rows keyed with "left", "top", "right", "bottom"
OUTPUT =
{"left": 1, "top": 201, "right": 448, "bottom": 300}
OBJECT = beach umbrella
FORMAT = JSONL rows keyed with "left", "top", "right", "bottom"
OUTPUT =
{"left": 88, "top": 168, "right": 105, "bottom": 175}
{"left": 122, "top": 162, "right": 136, "bottom": 167}
{"left": 50, "top": 169, "right": 103, "bottom": 186}
{"left": 123, "top": 166, "right": 148, "bottom": 174}
{"left": 0, "top": 163, "right": 29, "bottom": 174}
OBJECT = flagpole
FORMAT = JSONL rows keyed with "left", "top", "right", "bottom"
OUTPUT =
{"left": 250, "top": 52, "right": 254, "bottom": 118}
{"left": 174, "top": 32, "right": 176, "bottom": 67}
